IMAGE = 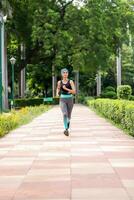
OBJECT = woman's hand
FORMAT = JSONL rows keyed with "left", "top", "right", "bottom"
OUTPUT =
{"left": 70, "top": 80, "right": 76, "bottom": 94}
{"left": 63, "top": 85, "right": 71, "bottom": 93}
{"left": 63, "top": 85, "right": 69, "bottom": 91}
{"left": 62, "top": 81, "right": 76, "bottom": 94}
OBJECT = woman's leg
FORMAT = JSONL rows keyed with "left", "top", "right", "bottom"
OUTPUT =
{"left": 60, "top": 99, "right": 68, "bottom": 130}
{"left": 67, "top": 98, "right": 74, "bottom": 128}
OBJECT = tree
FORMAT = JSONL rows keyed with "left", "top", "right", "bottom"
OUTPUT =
{"left": 6, "top": 0, "right": 134, "bottom": 97}
{"left": 122, "top": 43, "right": 134, "bottom": 93}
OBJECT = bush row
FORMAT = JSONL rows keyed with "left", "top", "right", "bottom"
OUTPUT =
{"left": 10, "top": 97, "right": 59, "bottom": 108}
{"left": 101, "top": 85, "right": 134, "bottom": 100}
{"left": 0, "top": 105, "right": 51, "bottom": 137}
{"left": 86, "top": 98, "right": 134, "bottom": 136}
{"left": 78, "top": 95, "right": 95, "bottom": 104}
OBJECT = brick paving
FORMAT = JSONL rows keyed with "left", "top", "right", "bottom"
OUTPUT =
{"left": 0, "top": 104, "right": 134, "bottom": 200}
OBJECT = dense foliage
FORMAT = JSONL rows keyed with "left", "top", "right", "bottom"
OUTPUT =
{"left": 1, "top": 0, "right": 134, "bottom": 96}
{"left": 117, "top": 85, "right": 132, "bottom": 100}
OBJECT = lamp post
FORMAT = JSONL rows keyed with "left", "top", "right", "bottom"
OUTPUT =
{"left": 10, "top": 57, "right": 16, "bottom": 108}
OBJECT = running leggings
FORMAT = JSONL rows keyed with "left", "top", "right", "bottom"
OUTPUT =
{"left": 60, "top": 97, "right": 74, "bottom": 129}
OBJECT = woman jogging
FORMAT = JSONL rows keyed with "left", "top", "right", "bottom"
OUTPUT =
{"left": 56, "top": 68, "right": 76, "bottom": 136}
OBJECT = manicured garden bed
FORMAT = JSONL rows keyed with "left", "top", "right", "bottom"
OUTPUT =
{"left": 0, "top": 105, "right": 51, "bottom": 138}
{"left": 86, "top": 98, "right": 134, "bottom": 136}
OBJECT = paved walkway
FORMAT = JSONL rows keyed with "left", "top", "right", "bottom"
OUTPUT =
{"left": 0, "top": 104, "right": 134, "bottom": 200}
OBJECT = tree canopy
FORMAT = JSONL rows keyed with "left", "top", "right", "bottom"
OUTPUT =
{"left": 2, "top": 0, "right": 134, "bottom": 96}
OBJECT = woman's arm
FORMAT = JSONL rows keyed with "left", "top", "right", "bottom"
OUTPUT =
{"left": 56, "top": 81, "right": 61, "bottom": 96}
{"left": 62, "top": 80, "right": 76, "bottom": 94}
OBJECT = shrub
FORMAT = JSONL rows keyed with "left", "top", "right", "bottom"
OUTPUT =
{"left": 9, "top": 97, "right": 59, "bottom": 108}
{"left": 0, "top": 105, "right": 51, "bottom": 137}
{"left": 78, "top": 95, "right": 94, "bottom": 104}
{"left": 124, "top": 104, "right": 134, "bottom": 134}
{"left": 78, "top": 94, "right": 85, "bottom": 104}
{"left": 14, "top": 98, "right": 43, "bottom": 108}
{"left": 53, "top": 97, "right": 60, "bottom": 105}
{"left": 87, "top": 98, "right": 134, "bottom": 136}
{"left": 0, "top": 114, "right": 19, "bottom": 136}
{"left": 117, "top": 85, "right": 132, "bottom": 100}
{"left": 104, "top": 86, "right": 116, "bottom": 92}
{"left": 130, "top": 95, "right": 134, "bottom": 101}
{"left": 101, "top": 91, "right": 117, "bottom": 99}
{"left": 101, "top": 86, "right": 117, "bottom": 99}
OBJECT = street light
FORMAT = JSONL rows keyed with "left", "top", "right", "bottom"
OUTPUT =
{"left": 10, "top": 57, "right": 16, "bottom": 108}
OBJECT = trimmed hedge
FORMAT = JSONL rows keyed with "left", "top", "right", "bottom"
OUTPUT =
{"left": 101, "top": 86, "right": 117, "bottom": 99}
{"left": 78, "top": 95, "right": 94, "bottom": 104}
{"left": 130, "top": 95, "right": 134, "bottom": 101}
{"left": 0, "top": 105, "right": 51, "bottom": 137}
{"left": 86, "top": 98, "right": 134, "bottom": 136}
{"left": 9, "top": 97, "right": 59, "bottom": 108}
{"left": 117, "top": 85, "right": 132, "bottom": 100}
{"left": 104, "top": 86, "right": 116, "bottom": 92}
{"left": 101, "top": 91, "right": 117, "bottom": 99}
{"left": 14, "top": 98, "right": 43, "bottom": 107}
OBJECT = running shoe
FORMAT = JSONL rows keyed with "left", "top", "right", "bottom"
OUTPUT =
{"left": 64, "top": 129, "right": 69, "bottom": 136}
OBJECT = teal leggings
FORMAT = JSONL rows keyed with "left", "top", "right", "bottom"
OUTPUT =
{"left": 60, "top": 97, "right": 73, "bottom": 129}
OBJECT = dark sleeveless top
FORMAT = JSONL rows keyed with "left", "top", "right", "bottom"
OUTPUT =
{"left": 60, "top": 79, "right": 72, "bottom": 95}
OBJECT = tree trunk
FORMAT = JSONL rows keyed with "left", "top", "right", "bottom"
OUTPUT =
{"left": 20, "top": 67, "right": 26, "bottom": 98}
{"left": 116, "top": 48, "right": 122, "bottom": 87}
{"left": 2, "top": 22, "right": 8, "bottom": 109}
{"left": 52, "top": 64, "right": 56, "bottom": 97}
{"left": 96, "top": 70, "right": 101, "bottom": 96}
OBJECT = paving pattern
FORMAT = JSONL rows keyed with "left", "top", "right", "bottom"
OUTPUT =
{"left": 0, "top": 104, "right": 134, "bottom": 200}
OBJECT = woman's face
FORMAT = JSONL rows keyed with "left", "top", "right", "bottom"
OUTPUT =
{"left": 62, "top": 71, "right": 68, "bottom": 79}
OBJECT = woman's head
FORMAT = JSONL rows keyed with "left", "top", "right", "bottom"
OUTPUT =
{"left": 61, "top": 68, "right": 69, "bottom": 79}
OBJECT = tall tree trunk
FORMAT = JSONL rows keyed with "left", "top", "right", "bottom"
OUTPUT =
{"left": 52, "top": 64, "right": 56, "bottom": 97}
{"left": 96, "top": 70, "right": 101, "bottom": 96}
{"left": 116, "top": 48, "right": 122, "bottom": 87}
{"left": 20, "top": 67, "right": 26, "bottom": 98}
{"left": 2, "top": 21, "right": 8, "bottom": 109}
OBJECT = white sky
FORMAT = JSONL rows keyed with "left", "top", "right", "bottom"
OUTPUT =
{"left": 73, "top": 0, "right": 85, "bottom": 8}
